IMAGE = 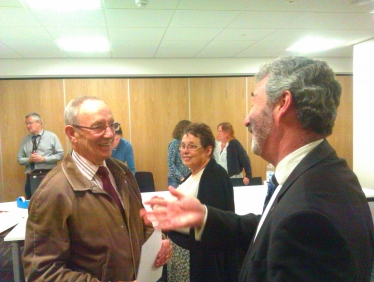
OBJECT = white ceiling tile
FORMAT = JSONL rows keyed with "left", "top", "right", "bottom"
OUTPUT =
{"left": 170, "top": 10, "right": 241, "bottom": 28}
{"left": 312, "top": 45, "right": 354, "bottom": 58}
{"left": 105, "top": 9, "right": 174, "bottom": 27}
{"left": 111, "top": 40, "right": 159, "bottom": 57}
{"left": 108, "top": 27, "right": 165, "bottom": 41}
{"left": 32, "top": 9, "right": 106, "bottom": 27}
{"left": 235, "top": 40, "right": 290, "bottom": 57}
{"left": 262, "top": 29, "right": 326, "bottom": 42}
{"left": 177, "top": 0, "right": 251, "bottom": 10}
{"left": 0, "top": 42, "right": 22, "bottom": 58}
{"left": 1, "top": 1, "right": 373, "bottom": 59}
{"left": 319, "top": 29, "right": 374, "bottom": 43}
{"left": 197, "top": 40, "right": 256, "bottom": 57}
{"left": 6, "top": 40, "right": 68, "bottom": 58}
{"left": 0, "top": 27, "right": 54, "bottom": 41}
{"left": 163, "top": 28, "right": 222, "bottom": 40}
{"left": 228, "top": 11, "right": 304, "bottom": 29}
{"left": 104, "top": 0, "right": 179, "bottom": 9}
{"left": 215, "top": 28, "right": 277, "bottom": 41}
{"left": 302, "top": 0, "right": 374, "bottom": 13}
{"left": 0, "top": 0, "right": 23, "bottom": 7}
{"left": 156, "top": 40, "right": 209, "bottom": 57}
{"left": 65, "top": 50, "right": 111, "bottom": 58}
{"left": 46, "top": 27, "right": 108, "bottom": 40}
{"left": 0, "top": 7, "right": 41, "bottom": 26}
{"left": 277, "top": 45, "right": 354, "bottom": 58}
{"left": 285, "top": 12, "right": 374, "bottom": 30}
{"left": 246, "top": 0, "right": 314, "bottom": 12}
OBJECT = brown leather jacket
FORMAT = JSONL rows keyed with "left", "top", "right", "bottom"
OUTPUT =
{"left": 23, "top": 154, "right": 154, "bottom": 281}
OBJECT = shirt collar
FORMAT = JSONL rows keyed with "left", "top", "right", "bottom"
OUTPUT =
{"left": 275, "top": 139, "right": 323, "bottom": 185}
{"left": 71, "top": 150, "right": 107, "bottom": 181}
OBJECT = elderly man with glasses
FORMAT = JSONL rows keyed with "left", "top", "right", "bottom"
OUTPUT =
{"left": 23, "top": 96, "right": 172, "bottom": 282}
{"left": 17, "top": 112, "right": 64, "bottom": 199}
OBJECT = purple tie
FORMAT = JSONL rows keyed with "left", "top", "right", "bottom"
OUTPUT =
{"left": 97, "top": 166, "right": 125, "bottom": 219}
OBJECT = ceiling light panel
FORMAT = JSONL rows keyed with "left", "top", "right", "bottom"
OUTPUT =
{"left": 21, "top": 0, "right": 101, "bottom": 10}
{"left": 287, "top": 36, "right": 345, "bottom": 53}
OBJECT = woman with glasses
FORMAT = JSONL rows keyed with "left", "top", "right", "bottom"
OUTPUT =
{"left": 167, "top": 120, "right": 192, "bottom": 188}
{"left": 214, "top": 122, "right": 252, "bottom": 186}
{"left": 166, "top": 123, "right": 238, "bottom": 282}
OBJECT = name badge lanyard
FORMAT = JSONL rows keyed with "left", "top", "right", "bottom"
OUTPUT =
{"left": 32, "top": 130, "right": 44, "bottom": 152}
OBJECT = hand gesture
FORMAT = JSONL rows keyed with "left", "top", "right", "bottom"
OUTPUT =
{"left": 142, "top": 186, "right": 206, "bottom": 230}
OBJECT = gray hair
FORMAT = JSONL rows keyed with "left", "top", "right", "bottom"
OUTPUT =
{"left": 25, "top": 112, "right": 42, "bottom": 123}
{"left": 64, "top": 96, "right": 101, "bottom": 125}
{"left": 256, "top": 56, "right": 341, "bottom": 136}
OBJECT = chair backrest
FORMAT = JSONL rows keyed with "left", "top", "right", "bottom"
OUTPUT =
{"left": 230, "top": 176, "right": 263, "bottom": 187}
{"left": 135, "top": 171, "right": 155, "bottom": 192}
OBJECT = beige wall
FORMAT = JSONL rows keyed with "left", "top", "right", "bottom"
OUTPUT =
{"left": 0, "top": 76, "right": 352, "bottom": 202}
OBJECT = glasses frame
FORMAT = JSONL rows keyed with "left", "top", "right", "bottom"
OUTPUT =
{"left": 178, "top": 144, "right": 202, "bottom": 151}
{"left": 25, "top": 121, "right": 39, "bottom": 126}
{"left": 72, "top": 122, "right": 120, "bottom": 135}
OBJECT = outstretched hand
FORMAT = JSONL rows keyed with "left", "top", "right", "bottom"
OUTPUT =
{"left": 140, "top": 186, "right": 206, "bottom": 230}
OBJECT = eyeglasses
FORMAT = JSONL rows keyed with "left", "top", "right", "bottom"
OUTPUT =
{"left": 72, "top": 122, "right": 120, "bottom": 135}
{"left": 25, "top": 121, "right": 37, "bottom": 125}
{"left": 178, "top": 144, "right": 202, "bottom": 151}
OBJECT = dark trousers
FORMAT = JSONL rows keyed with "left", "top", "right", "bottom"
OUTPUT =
{"left": 25, "top": 175, "right": 31, "bottom": 199}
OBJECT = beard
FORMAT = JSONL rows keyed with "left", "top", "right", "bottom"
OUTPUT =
{"left": 250, "top": 106, "right": 273, "bottom": 156}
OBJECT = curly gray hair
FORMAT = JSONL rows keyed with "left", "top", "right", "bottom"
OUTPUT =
{"left": 256, "top": 56, "right": 341, "bottom": 136}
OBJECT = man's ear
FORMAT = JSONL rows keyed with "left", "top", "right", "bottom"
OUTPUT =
{"left": 65, "top": 125, "right": 77, "bottom": 143}
{"left": 276, "top": 90, "right": 293, "bottom": 118}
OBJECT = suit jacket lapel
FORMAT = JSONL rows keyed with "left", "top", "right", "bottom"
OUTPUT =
{"left": 241, "top": 140, "right": 337, "bottom": 273}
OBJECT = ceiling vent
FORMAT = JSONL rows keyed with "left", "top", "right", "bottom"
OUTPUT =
{"left": 135, "top": 0, "right": 148, "bottom": 7}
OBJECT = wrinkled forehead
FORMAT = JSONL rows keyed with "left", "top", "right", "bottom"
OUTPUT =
{"left": 77, "top": 100, "right": 113, "bottom": 122}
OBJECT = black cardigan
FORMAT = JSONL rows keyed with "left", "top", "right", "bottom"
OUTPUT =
{"left": 226, "top": 139, "right": 252, "bottom": 179}
{"left": 168, "top": 158, "right": 239, "bottom": 282}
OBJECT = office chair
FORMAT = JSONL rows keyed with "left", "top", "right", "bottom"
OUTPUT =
{"left": 135, "top": 171, "right": 156, "bottom": 192}
{"left": 230, "top": 176, "right": 263, "bottom": 187}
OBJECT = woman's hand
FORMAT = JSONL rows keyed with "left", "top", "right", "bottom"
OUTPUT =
{"left": 154, "top": 239, "right": 172, "bottom": 267}
{"left": 243, "top": 176, "right": 250, "bottom": 185}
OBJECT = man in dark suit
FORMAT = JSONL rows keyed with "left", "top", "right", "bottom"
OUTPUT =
{"left": 144, "top": 56, "right": 374, "bottom": 281}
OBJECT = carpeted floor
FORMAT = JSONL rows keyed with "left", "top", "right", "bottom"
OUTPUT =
{"left": 0, "top": 233, "right": 14, "bottom": 282}
{"left": 0, "top": 232, "right": 24, "bottom": 282}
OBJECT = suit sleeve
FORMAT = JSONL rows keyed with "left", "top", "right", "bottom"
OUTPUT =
{"left": 201, "top": 207, "right": 260, "bottom": 251}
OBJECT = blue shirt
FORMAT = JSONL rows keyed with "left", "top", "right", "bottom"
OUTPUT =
{"left": 111, "top": 138, "right": 136, "bottom": 174}
{"left": 168, "top": 138, "right": 190, "bottom": 181}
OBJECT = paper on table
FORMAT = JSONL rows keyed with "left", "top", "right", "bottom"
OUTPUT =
{"left": 0, "top": 213, "right": 24, "bottom": 233}
{"left": 137, "top": 229, "right": 163, "bottom": 282}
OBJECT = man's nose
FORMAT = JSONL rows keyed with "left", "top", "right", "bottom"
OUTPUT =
{"left": 244, "top": 113, "right": 250, "bottom": 127}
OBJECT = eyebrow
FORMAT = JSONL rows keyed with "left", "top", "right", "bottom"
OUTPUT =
{"left": 251, "top": 92, "right": 255, "bottom": 97}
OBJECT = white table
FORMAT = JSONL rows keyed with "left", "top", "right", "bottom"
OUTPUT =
{"left": 3, "top": 186, "right": 374, "bottom": 282}
{"left": 0, "top": 201, "right": 28, "bottom": 233}
{"left": 1, "top": 201, "right": 28, "bottom": 282}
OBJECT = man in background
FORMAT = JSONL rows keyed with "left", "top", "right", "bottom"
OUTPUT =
{"left": 17, "top": 112, "right": 64, "bottom": 199}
